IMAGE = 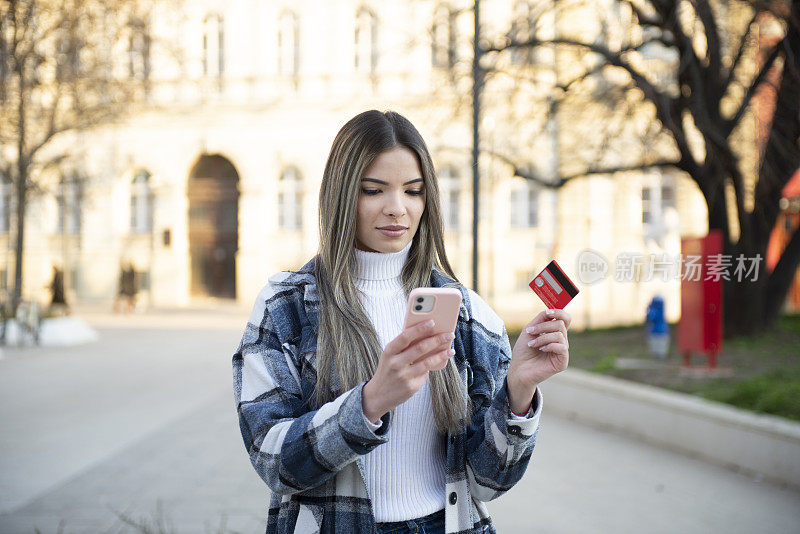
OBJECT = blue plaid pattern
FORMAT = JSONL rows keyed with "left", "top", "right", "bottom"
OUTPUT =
{"left": 233, "top": 259, "right": 543, "bottom": 533}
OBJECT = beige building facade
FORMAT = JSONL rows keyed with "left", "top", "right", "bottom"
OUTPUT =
{"left": 7, "top": 0, "right": 711, "bottom": 330}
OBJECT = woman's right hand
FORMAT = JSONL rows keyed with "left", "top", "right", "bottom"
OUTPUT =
{"left": 361, "top": 320, "right": 456, "bottom": 424}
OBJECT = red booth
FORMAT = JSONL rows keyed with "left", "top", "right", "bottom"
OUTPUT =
{"left": 678, "top": 231, "right": 723, "bottom": 369}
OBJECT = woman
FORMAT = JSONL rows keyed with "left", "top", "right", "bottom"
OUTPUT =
{"left": 233, "top": 110, "right": 571, "bottom": 533}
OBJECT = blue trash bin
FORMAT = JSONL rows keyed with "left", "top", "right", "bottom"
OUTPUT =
{"left": 646, "top": 295, "right": 669, "bottom": 359}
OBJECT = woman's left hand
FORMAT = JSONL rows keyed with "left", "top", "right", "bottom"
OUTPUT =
{"left": 507, "top": 308, "right": 571, "bottom": 414}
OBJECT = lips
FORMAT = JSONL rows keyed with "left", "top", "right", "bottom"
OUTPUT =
{"left": 377, "top": 225, "right": 408, "bottom": 238}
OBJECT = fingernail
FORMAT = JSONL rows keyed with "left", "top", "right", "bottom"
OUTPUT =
{"left": 526, "top": 326, "right": 536, "bottom": 334}
{"left": 527, "top": 340, "right": 536, "bottom": 347}
{"left": 449, "top": 349, "right": 455, "bottom": 356}
{"left": 426, "top": 320, "right": 435, "bottom": 328}
{"left": 546, "top": 309, "right": 555, "bottom": 316}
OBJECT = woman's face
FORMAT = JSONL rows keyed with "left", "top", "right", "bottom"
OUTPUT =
{"left": 355, "top": 146, "right": 426, "bottom": 253}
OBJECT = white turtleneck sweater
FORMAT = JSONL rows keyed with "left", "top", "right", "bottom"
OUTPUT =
{"left": 354, "top": 241, "right": 533, "bottom": 521}
{"left": 354, "top": 241, "right": 447, "bottom": 522}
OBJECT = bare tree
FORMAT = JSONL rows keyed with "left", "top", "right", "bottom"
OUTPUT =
{"left": 0, "top": 0, "right": 160, "bottom": 311}
{"left": 480, "top": 0, "right": 800, "bottom": 335}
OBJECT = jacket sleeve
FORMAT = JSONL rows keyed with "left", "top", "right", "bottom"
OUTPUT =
{"left": 461, "top": 289, "right": 542, "bottom": 502}
{"left": 232, "top": 281, "right": 391, "bottom": 496}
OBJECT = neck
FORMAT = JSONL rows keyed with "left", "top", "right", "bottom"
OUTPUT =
{"left": 354, "top": 241, "right": 413, "bottom": 281}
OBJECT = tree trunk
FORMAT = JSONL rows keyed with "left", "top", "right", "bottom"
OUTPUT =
{"left": 703, "top": 165, "right": 773, "bottom": 337}
{"left": 13, "top": 56, "right": 26, "bottom": 314}
{"left": 705, "top": 169, "right": 730, "bottom": 242}
{"left": 725, "top": 224, "right": 768, "bottom": 336}
{"left": 754, "top": 4, "right": 800, "bottom": 331}
{"left": 13, "top": 161, "right": 25, "bottom": 314}
{"left": 766, "top": 227, "right": 800, "bottom": 326}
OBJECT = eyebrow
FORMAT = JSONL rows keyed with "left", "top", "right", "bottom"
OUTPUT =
{"left": 361, "top": 178, "right": 424, "bottom": 186}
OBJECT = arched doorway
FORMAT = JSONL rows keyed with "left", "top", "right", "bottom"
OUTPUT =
{"left": 187, "top": 154, "right": 239, "bottom": 298}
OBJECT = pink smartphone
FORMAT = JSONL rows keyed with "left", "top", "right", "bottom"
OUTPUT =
{"left": 404, "top": 287, "right": 462, "bottom": 335}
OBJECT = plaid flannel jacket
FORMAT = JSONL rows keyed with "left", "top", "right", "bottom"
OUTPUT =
{"left": 233, "top": 258, "right": 543, "bottom": 533}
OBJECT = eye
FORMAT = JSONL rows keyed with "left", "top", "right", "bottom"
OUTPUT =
{"left": 406, "top": 189, "right": 424, "bottom": 196}
{"left": 361, "top": 188, "right": 380, "bottom": 195}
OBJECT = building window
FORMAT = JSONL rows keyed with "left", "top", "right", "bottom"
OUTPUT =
{"left": 438, "top": 165, "right": 460, "bottom": 229}
{"left": 203, "top": 13, "right": 224, "bottom": 79}
{"left": 431, "top": 4, "right": 457, "bottom": 69}
{"left": 278, "top": 166, "right": 303, "bottom": 230}
{"left": 354, "top": 7, "right": 378, "bottom": 74}
{"left": 57, "top": 174, "right": 82, "bottom": 235}
{"left": 127, "top": 17, "right": 151, "bottom": 81}
{"left": 130, "top": 170, "right": 154, "bottom": 233}
{"left": 55, "top": 31, "right": 81, "bottom": 82}
{"left": 642, "top": 174, "right": 676, "bottom": 227}
{"left": 509, "top": 1, "right": 534, "bottom": 65}
{"left": 278, "top": 10, "right": 300, "bottom": 77}
{"left": 0, "top": 173, "right": 11, "bottom": 233}
{"left": 515, "top": 269, "right": 535, "bottom": 292}
{"left": 510, "top": 181, "right": 538, "bottom": 228}
{"left": 661, "top": 181, "right": 675, "bottom": 209}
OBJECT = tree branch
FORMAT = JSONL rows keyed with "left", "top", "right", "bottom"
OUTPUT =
{"left": 620, "top": 0, "right": 662, "bottom": 28}
{"left": 558, "top": 160, "right": 682, "bottom": 183}
{"left": 13, "top": 5, "right": 69, "bottom": 75}
{"left": 666, "top": 2, "right": 719, "bottom": 129}
{"left": 722, "top": 7, "right": 763, "bottom": 97}
{"left": 484, "top": 35, "right": 669, "bottom": 94}
{"left": 12, "top": 0, "right": 37, "bottom": 67}
{"left": 555, "top": 62, "right": 607, "bottom": 92}
{"left": 765, "top": 224, "right": 800, "bottom": 325}
{"left": 489, "top": 32, "right": 709, "bottom": 180}
{"left": 725, "top": 40, "right": 782, "bottom": 136}
{"left": 485, "top": 146, "right": 680, "bottom": 188}
{"left": 488, "top": 36, "right": 672, "bottom": 121}
{"left": 26, "top": 86, "right": 64, "bottom": 161}
{"left": 690, "top": 0, "right": 722, "bottom": 81}
{"left": 752, "top": 3, "right": 800, "bottom": 241}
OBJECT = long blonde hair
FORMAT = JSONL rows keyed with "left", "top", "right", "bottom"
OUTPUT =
{"left": 314, "top": 110, "right": 470, "bottom": 434}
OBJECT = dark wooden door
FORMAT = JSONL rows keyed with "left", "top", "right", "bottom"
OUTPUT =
{"left": 188, "top": 157, "right": 239, "bottom": 298}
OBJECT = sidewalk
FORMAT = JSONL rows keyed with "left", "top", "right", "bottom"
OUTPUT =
{"left": 541, "top": 368, "right": 800, "bottom": 489}
{"left": 0, "top": 390, "right": 267, "bottom": 534}
{"left": 3, "top": 386, "right": 798, "bottom": 534}
{"left": 0, "top": 310, "right": 798, "bottom": 533}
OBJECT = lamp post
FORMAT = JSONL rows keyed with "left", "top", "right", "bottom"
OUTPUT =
{"left": 471, "top": 0, "right": 483, "bottom": 292}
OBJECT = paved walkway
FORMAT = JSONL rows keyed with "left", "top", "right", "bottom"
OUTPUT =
{"left": 0, "top": 308, "right": 798, "bottom": 533}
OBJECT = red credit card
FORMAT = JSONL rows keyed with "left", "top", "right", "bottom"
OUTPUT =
{"left": 529, "top": 260, "right": 579, "bottom": 309}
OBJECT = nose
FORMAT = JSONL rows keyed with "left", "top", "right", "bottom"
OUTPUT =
{"left": 383, "top": 190, "right": 406, "bottom": 218}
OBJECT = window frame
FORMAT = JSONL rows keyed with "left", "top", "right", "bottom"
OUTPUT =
{"left": 127, "top": 17, "right": 151, "bottom": 82}
{"left": 277, "top": 166, "right": 303, "bottom": 231}
{"left": 438, "top": 165, "right": 460, "bottom": 230}
{"left": 354, "top": 7, "right": 378, "bottom": 74}
{"left": 641, "top": 173, "right": 676, "bottom": 229}
{"left": 202, "top": 13, "right": 225, "bottom": 80}
{"left": 509, "top": 179, "right": 539, "bottom": 228}
{"left": 278, "top": 10, "right": 300, "bottom": 77}
{"left": 57, "top": 173, "right": 83, "bottom": 235}
{"left": 130, "top": 169, "right": 154, "bottom": 234}
{"left": 0, "top": 173, "right": 11, "bottom": 233}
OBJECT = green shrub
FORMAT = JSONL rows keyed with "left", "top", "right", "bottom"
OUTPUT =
{"left": 591, "top": 354, "right": 617, "bottom": 374}
{"left": 703, "top": 370, "right": 800, "bottom": 420}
